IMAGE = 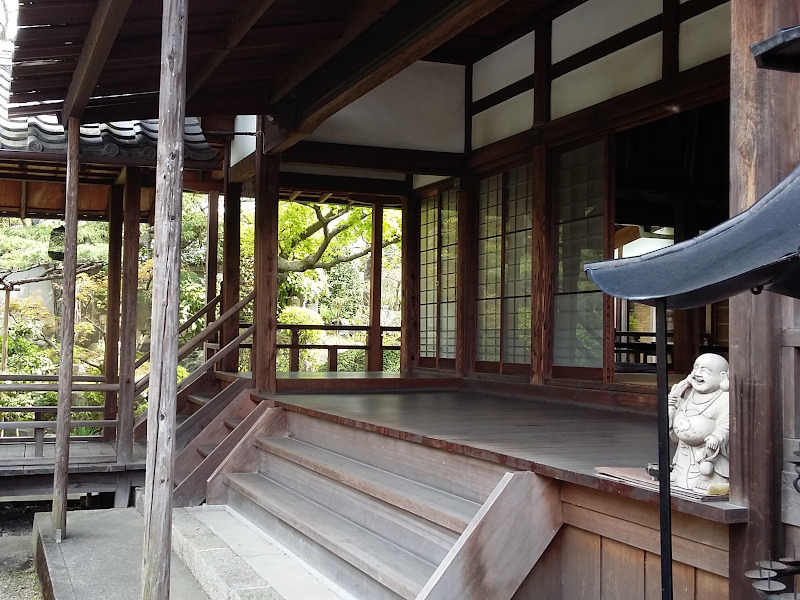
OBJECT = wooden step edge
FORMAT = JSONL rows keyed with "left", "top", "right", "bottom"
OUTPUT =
{"left": 223, "top": 419, "right": 243, "bottom": 430}
{"left": 186, "top": 393, "right": 214, "bottom": 406}
{"left": 197, "top": 444, "right": 217, "bottom": 458}
{"left": 255, "top": 436, "right": 477, "bottom": 534}
{"left": 225, "top": 472, "right": 433, "bottom": 599}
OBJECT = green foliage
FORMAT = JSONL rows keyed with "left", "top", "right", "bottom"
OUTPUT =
{"left": 319, "top": 261, "right": 366, "bottom": 325}
{"left": 276, "top": 306, "right": 324, "bottom": 372}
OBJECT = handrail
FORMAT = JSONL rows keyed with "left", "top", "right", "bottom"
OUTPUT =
{"left": 0, "top": 374, "right": 105, "bottom": 382}
{"left": 134, "top": 291, "right": 255, "bottom": 395}
{"left": 177, "top": 324, "right": 255, "bottom": 393}
{"left": 0, "top": 383, "right": 120, "bottom": 392}
{"left": 135, "top": 294, "right": 221, "bottom": 368}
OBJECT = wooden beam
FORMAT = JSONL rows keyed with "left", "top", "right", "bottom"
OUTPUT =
{"left": 728, "top": 2, "right": 800, "bottom": 597}
{"left": 140, "top": 0, "right": 188, "bottom": 597}
{"left": 186, "top": 0, "right": 277, "bottom": 100}
{"left": 103, "top": 186, "right": 123, "bottom": 443}
{"left": 61, "top": 0, "right": 133, "bottom": 124}
{"left": 51, "top": 116, "right": 80, "bottom": 539}
{"left": 268, "top": 0, "right": 402, "bottom": 104}
{"left": 253, "top": 118, "right": 279, "bottom": 392}
{"left": 264, "top": 0, "right": 513, "bottom": 153}
{"left": 117, "top": 168, "right": 140, "bottom": 463}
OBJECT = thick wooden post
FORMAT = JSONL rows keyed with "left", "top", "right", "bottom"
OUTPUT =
{"left": 2, "top": 287, "right": 10, "bottom": 371}
{"left": 103, "top": 186, "right": 123, "bottom": 442}
{"left": 52, "top": 115, "right": 80, "bottom": 539}
{"left": 367, "top": 204, "right": 383, "bottom": 371}
{"left": 530, "top": 145, "right": 552, "bottom": 384}
{"left": 117, "top": 168, "right": 141, "bottom": 463}
{"left": 140, "top": 0, "right": 187, "bottom": 597}
{"left": 219, "top": 180, "right": 241, "bottom": 372}
{"left": 205, "top": 191, "right": 219, "bottom": 319}
{"left": 728, "top": 1, "right": 800, "bottom": 596}
{"left": 400, "top": 181, "right": 420, "bottom": 373}
{"left": 456, "top": 175, "right": 476, "bottom": 376}
{"left": 253, "top": 123, "right": 278, "bottom": 392}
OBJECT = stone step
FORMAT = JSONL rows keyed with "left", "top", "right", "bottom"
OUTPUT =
{"left": 172, "top": 506, "right": 352, "bottom": 600}
{"left": 225, "top": 471, "right": 435, "bottom": 600}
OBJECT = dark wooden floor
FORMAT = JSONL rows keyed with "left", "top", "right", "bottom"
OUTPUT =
{"left": 268, "top": 390, "right": 747, "bottom": 523}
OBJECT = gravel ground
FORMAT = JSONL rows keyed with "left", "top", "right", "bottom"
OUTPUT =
{"left": 0, "top": 502, "right": 48, "bottom": 600}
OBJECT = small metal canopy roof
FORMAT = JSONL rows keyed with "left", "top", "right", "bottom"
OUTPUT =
{"left": 584, "top": 162, "right": 800, "bottom": 309}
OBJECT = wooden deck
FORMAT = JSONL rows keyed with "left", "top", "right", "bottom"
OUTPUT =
{"left": 263, "top": 389, "right": 748, "bottom": 524}
{"left": 0, "top": 440, "right": 146, "bottom": 499}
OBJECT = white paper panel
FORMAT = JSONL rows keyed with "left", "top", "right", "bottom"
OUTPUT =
{"left": 679, "top": 2, "right": 731, "bottom": 71}
{"left": 551, "top": 34, "right": 662, "bottom": 120}
{"left": 552, "top": 0, "right": 662, "bottom": 63}
{"left": 473, "top": 31, "right": 535, "bottom": 101}
{"left": 471, "top": 90, "right": 534, "bottom": 149}
{"left": 309, "top": 61, "right": 464, "bottom": 153}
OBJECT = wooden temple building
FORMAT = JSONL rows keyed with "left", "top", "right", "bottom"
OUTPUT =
{"left": 0, "top": 0, "right": 798, "bottom": 598}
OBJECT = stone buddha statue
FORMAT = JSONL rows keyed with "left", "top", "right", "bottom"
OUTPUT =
{"left": 668, "top": 353, "right": 730, "bottom": 493}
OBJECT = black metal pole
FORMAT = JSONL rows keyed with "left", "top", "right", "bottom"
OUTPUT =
{"left": 656, "top": 297, "right": 673, "bottom": 600}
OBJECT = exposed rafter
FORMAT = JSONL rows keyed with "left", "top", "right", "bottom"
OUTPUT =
{"left": 186, "top": 0, "right": 278, "bottom": 101}
{"left": 263, "top": 0, "right": 513, "bottom": 153}
{"left": 61, "top": 0, "right": 133, "bottom": 125}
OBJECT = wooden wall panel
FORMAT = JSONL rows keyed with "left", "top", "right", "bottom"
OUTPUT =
{"left": 601, "top": 538, "right": 644, "bottom": 600}
{"left": 646, "top": 553, "right": 696, "bottom": 600}
{"left": 562, "top": 527, "right": 601, "bottom": 599}
{"left": 511, "top": 530, "right": 563, "bottom": 599}
{"left": 0, "top": 179, "right": 22, "bottom": 208}
{"left": 695, "top": 570, "right": 728, "bottom": 599}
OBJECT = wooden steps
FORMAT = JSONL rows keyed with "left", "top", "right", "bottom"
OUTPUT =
{"left": 173, "top": 376, "right": 265, "bottom": 507}
{"left": 210, "top": 410, "right": 561, "bottom": 600}
{"left": 226, "top": 472, "right": 434, "bottom": 600}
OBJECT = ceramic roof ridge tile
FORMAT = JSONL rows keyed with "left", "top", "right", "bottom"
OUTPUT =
{"left": 0, "top": 59, "right": 217, "bottom": 162}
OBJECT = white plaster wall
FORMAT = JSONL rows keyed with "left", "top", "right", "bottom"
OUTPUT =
{"left": 308, "top": 61, "right": 465, "bottom": 153}
{"left": 552, "top": 0, "right": 662, "bottom": 63}
{"left": 413, "top": 174, "right": 449, "bottom": 189}
{"left": 471, "top": 90, "right": 534, "bottom": 149}
{"left": 472, "top": 31, "right": 535, "bottom": 101}
{"left": 551, "top": 34, "right": 662, "bottom": 120}
{"left": 679, "top": 2, "right": 731, "bottom": 71}
{"left": 229, "top": 114, "right": 256, "bottom": 167}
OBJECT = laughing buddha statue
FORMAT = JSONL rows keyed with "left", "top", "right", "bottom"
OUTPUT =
{"left": 668, "top": 353, "right": 730, "bottom": 493}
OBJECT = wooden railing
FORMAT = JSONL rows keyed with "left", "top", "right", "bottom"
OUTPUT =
{"left": 276, "top": 324, "right": 401, "bottom": 372}
{"left": 0, "top": 374, "right": 119, "bottom": 456}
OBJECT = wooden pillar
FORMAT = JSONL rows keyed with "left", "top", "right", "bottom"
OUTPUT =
{"left": 728, "top": 1, "right": 800, "bottom": 596}
{"left": 530, "top": 145, "right": 552, "bottom": 384}
{"left": 206, "top": 191, "right": 219, "bottom": 319}
{"left": 51, "top": 115, "right": 80, "bottom": 539}
{"left": 103, "top": 186, "right": 123, "bottom": 442}
{"left": 456, "top": 175, "right": 476, "bottom": 376}
{"left": 400, "top": 177, "right": 420, "bottom": 373}
{"left": 253, "top": 118, "right": 278, "bottom": 393}
{"left": 367, "top": 204, "right": 383, "bottom": 371}
{"left": 2, "top": 287, "right": 10, "bottom": 371}
{"left": 140, "top": 0, "right": 187, "bottom": 597}
{"left": 219, "top": 181, "right": 241, "bottom": 372}
{"left": 117, "top": 168, "right": 140, "bottom": 463}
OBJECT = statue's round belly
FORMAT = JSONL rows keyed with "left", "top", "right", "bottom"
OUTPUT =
{"left": 672, "top": 411, "right": 714, "bottom": 445}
